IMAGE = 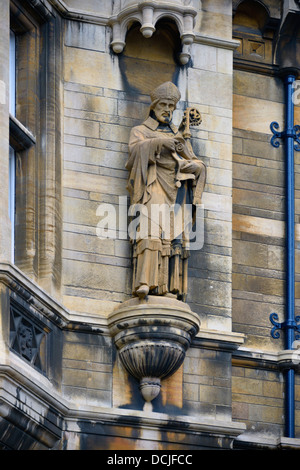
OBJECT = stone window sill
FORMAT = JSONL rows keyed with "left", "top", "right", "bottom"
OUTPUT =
{"left": 9, "top": 114, "right": 36, "bottom": 151}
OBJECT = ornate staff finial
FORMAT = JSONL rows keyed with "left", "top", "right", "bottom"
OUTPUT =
{"left": 180, "top": 107, "right": 202, "bottom": 139}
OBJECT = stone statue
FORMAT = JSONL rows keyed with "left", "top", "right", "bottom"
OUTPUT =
{"left": 126, "top": 81, "right": 206, "bottom": 301}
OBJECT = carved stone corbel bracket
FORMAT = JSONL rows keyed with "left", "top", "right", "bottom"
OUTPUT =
{"left": 109, "top": 0, "right": 198, "bottom": 65}
{"left": 108, "top": 296, "right": 200, "bottom": 402}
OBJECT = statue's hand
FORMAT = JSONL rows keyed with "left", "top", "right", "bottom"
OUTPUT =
{"left": 180, "top": 161, "right": 201, "bottom": 175}
{"left": 158, "top": 137, "right": 177, "bottom": 152}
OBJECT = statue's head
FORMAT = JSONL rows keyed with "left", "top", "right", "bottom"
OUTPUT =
{"left": 150, "top": 81, "right": 181, "bottom": 124}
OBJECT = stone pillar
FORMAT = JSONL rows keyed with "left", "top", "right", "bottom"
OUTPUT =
{"left": 0, "top": 0, "right": 11, "bottom": 262}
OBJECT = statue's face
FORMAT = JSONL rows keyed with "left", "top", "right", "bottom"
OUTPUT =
{"left": 153, "top": 99, "right": 175, "bottom": 124}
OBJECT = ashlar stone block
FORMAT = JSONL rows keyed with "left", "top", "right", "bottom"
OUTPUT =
{"left": 64, "top": 46, "right": 123, "bottom": 90}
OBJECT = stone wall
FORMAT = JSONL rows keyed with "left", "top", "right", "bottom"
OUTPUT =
{"left": 232, "top": 365, "right": 284, "bottom": 441}
{"left": 1, "top": 0, "right": 300, "bottom": 451}
{"left": 231, "top": 0, "right": 300, "bottom": 443}
{"left": 59, "top": 0, "right": 243, "bottom": 448}
{"left": 62, "top": 8, "right": 235, "bottom": 336}
{"left": 232, "top": 71, "right": 286, "bottom": 351}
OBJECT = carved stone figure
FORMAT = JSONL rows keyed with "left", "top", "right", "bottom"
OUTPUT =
{"left": 126, "top": 81, "right": 206, "bottom": 301}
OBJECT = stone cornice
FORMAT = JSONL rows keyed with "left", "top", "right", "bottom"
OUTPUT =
{"left": 0, "top": 263, "right": 247, "bottom": 348}
{"left": 0, "top": 262, "right": 109, "bottom": 332}
{"left": 65, "top": 404, "right": 246, "bottom": 438}
{"left": 48, "top": 0, "right": 108, "bottom": 24}
{"left": 194, "top": 328, "right": 245, "bottom": 351}
{"left": 233, "top": 346, "right": 300, "bottom": 372}
{"left": 195, "top": 33, "right": 241, "bottom": 51}
{"left": 233, "top": 347, "right": 279, "bottom": 369}
{"left": 235, "top": 433, "right": 300, "bottom": 450}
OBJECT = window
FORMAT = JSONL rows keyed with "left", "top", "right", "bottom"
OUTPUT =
{"left": 9, "top": 10, "right": 36, "bottom": 265}
{"left": 8, "top": 0, "right": 63, "bottom": 294}
{"left": 9, "top": 29, "right": 15, "bottom": 116}
{"left": 9, "top": 30, "right": 16, "bottom": 262}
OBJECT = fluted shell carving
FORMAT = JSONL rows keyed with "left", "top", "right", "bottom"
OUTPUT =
{"left": 119, "top": 340, "right": 185, "bottom": 379}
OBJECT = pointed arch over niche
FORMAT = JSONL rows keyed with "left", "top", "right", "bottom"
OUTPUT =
{"left": 233, "top": 0, "right": 269, "bottom": 34}
{"left": 119, "top": 19, "right": 181, "bottom": 96}
{"left": 109, "top": 0, "right": 198, "bottom": 65}
{"left": 232, "top": 0, "right": 280, "bottom": 74}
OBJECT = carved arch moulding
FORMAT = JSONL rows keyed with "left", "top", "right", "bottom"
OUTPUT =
{"left": 109, "top": 0, "right": 200, "bottom": 64}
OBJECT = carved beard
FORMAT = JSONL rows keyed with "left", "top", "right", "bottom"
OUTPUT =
{"left": 150, "top": 109, "right": 171, "bottom": 126}
{"left": 162, "top": 114, "right": 171, "bottom": 123}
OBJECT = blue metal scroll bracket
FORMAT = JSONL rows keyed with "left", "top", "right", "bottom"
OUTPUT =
{"left": 270, "top": 121, "right": 300, "bottom": 150}
{"left": 270, "top": 312, "right": 300, "bottom": 341}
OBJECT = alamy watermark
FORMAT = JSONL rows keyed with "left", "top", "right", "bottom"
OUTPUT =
{"left": 292, "top": 80, "right": 300, "bottom": 105}
{"left": 96, "top": 196, "right": 205, "bottom": 250}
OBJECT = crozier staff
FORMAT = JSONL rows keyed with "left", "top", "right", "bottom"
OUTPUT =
{"left": 126, "top": 81, "right": 206, "bottom": 300}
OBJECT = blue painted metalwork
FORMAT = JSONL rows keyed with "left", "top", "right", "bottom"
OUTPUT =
{"left": 269, "top": 73, "right": 300, "bottom": 438}
{"left": 270, "top": 312, "right": 300, "bottom": 340}
{"left": 270, "top": 121, "right": 300, "bottom": 150}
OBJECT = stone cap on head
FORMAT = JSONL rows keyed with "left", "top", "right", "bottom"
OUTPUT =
{"left": 150, "top": 81, "right": 181, "bottom": 106}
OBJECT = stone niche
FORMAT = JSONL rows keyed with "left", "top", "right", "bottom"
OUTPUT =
{"left": 109, "top": 0, "right": 199, "bottom": 64}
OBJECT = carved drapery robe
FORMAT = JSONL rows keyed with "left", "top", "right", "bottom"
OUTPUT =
{"left": 126, "top": 116, "right": 206, "bottom": 300}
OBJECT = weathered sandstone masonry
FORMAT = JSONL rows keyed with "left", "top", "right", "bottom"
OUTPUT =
{"left": 0, "top": 0, "right": 300, "bottom": 450}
